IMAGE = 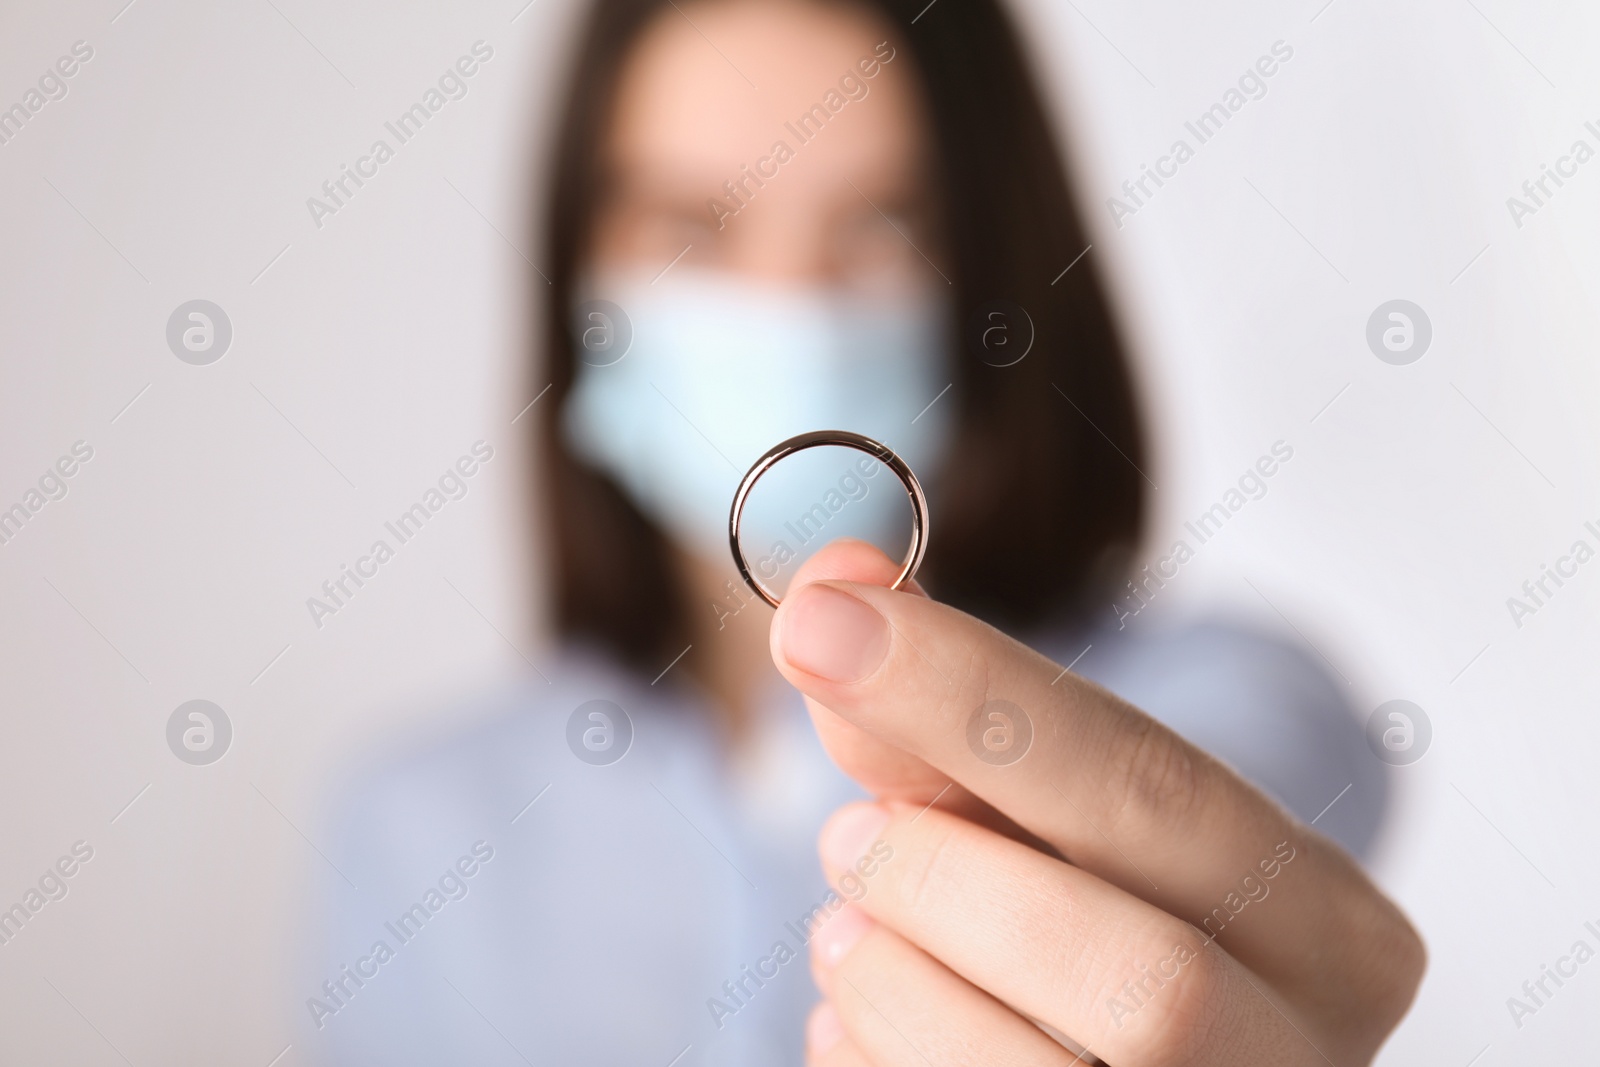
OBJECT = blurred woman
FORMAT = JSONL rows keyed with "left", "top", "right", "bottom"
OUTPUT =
{"left": 308, "top": 0, "right": 1416, "bottom": 1062}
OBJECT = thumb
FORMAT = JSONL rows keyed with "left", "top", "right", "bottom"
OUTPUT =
{"left": 767, "top": 539, "right": 963, "bottom": 809}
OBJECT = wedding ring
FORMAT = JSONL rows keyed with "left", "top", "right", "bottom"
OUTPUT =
{"left": 728, "top": 430, "right": 929, "bottom": 608}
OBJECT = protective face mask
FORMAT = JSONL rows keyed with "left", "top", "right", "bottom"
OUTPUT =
{"left": 561, "top": 269, "right": 955, "bottom": 561}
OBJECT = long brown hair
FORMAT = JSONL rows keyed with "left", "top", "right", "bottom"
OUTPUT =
{"left": 538, "top": 0, "right": 1146, "bottom": 675}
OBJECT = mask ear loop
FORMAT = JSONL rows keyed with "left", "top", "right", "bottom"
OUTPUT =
{"left": 728, "top": 430, "right": 929, "bottom": 608}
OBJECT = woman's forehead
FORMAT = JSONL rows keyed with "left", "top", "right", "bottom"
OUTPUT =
{"left": 604, "top": 0, "right": 924, "bottom": 189}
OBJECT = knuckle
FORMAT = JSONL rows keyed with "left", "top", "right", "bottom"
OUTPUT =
{"left": 1134, "top": 938, "right": 1229, "bottom": 1065}
{"left": 1357, "top": 907, "right": 1428, "bottom": 1027}
{"left": 889, "top": 818, "right": 963, "bottom": 917}
{"left": 827, "top": 926, "right": 880, "bottom": 992}
{"left": 928, "top": 641, "right": 987, "bottom": 731}
{"left": 1099, "top": 716, "right": 1204, "bottom": 838}
{"left": 1393, "top": 920, "right": 1428, "bottom": 995}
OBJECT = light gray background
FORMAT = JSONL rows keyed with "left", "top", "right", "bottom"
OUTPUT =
{"left": 1, "top": 0, "right": 1596, "bottom": 1062}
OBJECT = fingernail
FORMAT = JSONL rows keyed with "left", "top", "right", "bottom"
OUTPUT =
{"left": 780, "top": 584, "right": 889, "bottom": 683}
{"left": 807, "top": 1001, "right": 845, "bottom": 1055}
{"left": 811, "top": 904, "right": 874, "bottom": 970}
{"left": 821, "top": 803, "right": 890, "bottom": 872}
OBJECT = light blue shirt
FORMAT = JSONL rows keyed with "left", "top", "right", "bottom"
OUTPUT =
{"left": 299, "top": 618, "right": 1385, "bottom": 1066}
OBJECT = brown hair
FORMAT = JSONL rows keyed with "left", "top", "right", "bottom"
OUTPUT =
{"left": 538, "top": 0, "right": 1146, "bottom": 674}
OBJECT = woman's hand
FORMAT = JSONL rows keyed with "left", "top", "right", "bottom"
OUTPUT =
{"left": 768, "top": 540, "right": 1425, "bottom": 1066}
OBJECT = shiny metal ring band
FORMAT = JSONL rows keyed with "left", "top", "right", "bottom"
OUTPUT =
{"left": 728, "top": 430, "right": 929, "bottom": 608}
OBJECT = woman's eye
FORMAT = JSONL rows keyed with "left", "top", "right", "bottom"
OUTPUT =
{"left": 640, "top": 202, "right": 717, "bottom": 241}
{"left": 831, "top": 207, "right": 930, "bottom": 278}
{"left": 594, "top": 197, "right": 718, "bottom": 265}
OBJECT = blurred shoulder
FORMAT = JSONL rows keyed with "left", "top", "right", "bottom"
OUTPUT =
{"left": 1076, "top": 617, "right": 1348, "bottom": 714}
{"left": 314, "top": 644, "right": 696, "bottom": 871}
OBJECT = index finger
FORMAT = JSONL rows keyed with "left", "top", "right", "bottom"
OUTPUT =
{"left": 770, "top": 553, "right": 1415, "bottom": 994}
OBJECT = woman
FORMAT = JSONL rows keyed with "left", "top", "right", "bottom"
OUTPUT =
{"left": 307, "top": 0, "right": 1421, "bottom": 1062}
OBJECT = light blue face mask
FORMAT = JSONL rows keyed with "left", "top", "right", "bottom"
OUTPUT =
{"left": 561, "top": 269, "right": 955, "bottom": 561}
